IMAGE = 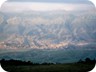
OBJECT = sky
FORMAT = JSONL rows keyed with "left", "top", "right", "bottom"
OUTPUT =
{"left": 7, "top": 0, "right": 91, "bottom": 4}
{"left": 0, "top": 0, "right": 95, "bottom": 12}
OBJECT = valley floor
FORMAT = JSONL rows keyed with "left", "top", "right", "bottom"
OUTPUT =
{"left": 2, "top": 63, "right": 95, "bottom": 72}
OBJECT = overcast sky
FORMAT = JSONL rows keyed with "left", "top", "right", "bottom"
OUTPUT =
{"left": 7, "top": 0, "right": 91, "bottom": 4}
{"left": 0, "top": 0, "right": 95, "bottom": 12}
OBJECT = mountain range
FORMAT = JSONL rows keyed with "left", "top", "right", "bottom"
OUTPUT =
{"left": 0, "top": 10, "right": 96, "bottom": 63}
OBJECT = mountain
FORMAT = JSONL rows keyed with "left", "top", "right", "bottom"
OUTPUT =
{"left": 0, "top": 10, "right": 96, "bottom": 50}
{"left": 0, "top": 10, "right": 96, "bottom": 63}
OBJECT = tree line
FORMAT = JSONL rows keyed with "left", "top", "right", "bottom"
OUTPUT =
{"left": 0, "top": 58, "right": 96, "bottom": 66}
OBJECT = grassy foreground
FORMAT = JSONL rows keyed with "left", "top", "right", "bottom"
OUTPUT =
{"left": 2, "top": 63, "right": 95, "bottom": 72}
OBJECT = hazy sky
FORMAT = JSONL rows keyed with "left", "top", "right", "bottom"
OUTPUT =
{"left": 0, "top": 0, "right": 95, "bottom": 12}
{"left": 7, "top": 0, "right": 91, "bottom": 4}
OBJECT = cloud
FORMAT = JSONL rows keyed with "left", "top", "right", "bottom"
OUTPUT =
{"left": 7, "top": 0, "right": 91, "bottom": 4}
{"left": 0, "top": 2, "right": 94, "bottom": 12}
